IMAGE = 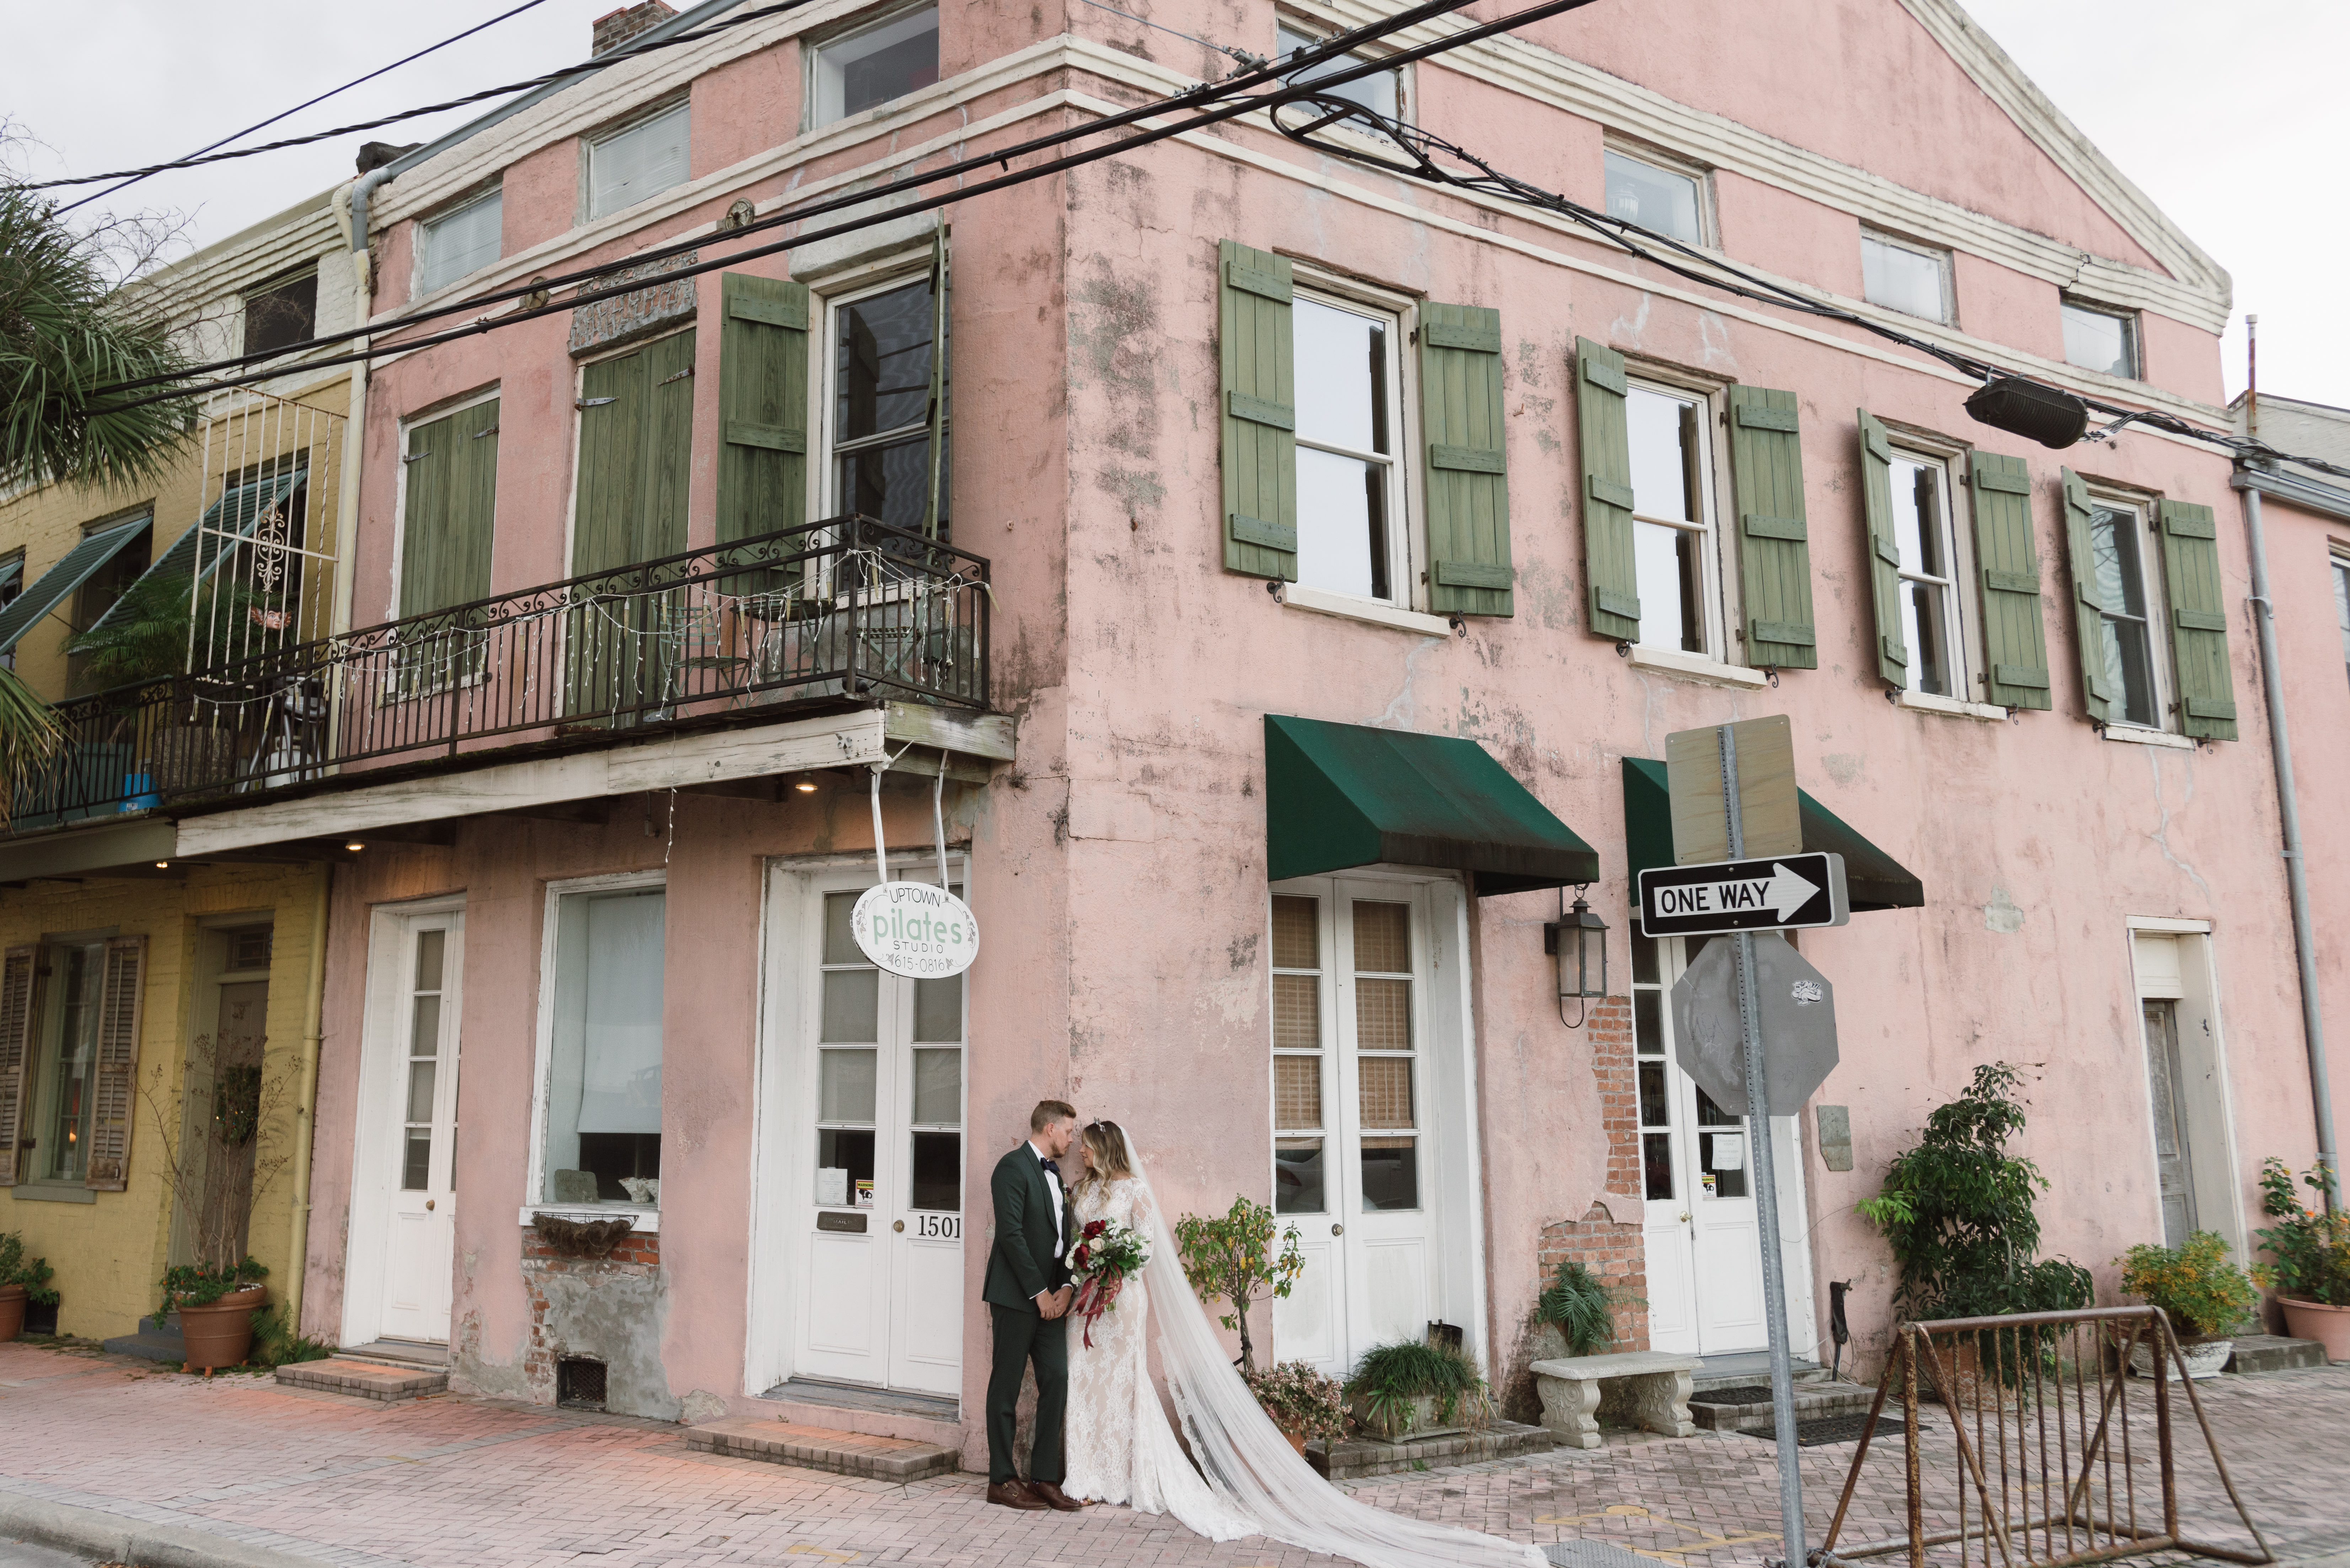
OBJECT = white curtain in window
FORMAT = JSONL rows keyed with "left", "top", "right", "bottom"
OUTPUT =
{"left": 592, "top": 103, "right": 690, "bottom": 218}
{"left": 574, "top": 891, "right": 665, "bottom": 1133}
{"left": 421, "top": 190, "right": 503, "bottom": 295}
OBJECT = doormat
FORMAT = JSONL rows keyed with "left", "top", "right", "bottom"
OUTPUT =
{"left": 1689, "top": 1385, "right": 1775, "bottom": 1406}
{"left": 1745, "top": 1412, "right": 1936, "bottom": 1447}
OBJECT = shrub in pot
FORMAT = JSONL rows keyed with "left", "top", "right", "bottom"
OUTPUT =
{"left": 1538, "top": 1259, "right": 1640, "bottom": 1356}
{"left": 2252, "top": 1157, "right": 2350, "bottom": 1360}
{"left": 2117, "top": 1231, "right": 2258, "bottom": 1379}
{"left": 0, "top": 1232, "right": 60, "bottom": 1342}
{"left": 1345, "top": 1338, "right": 1494, "bottom": 1443}
{"left": 1245, "top": 1360, "right": 1348, "bottom": 1455}
{"left": 163, "top": 1258, "right": 269, "bottom": 1373}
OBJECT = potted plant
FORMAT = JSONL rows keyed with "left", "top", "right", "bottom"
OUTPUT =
{"left": 162, "top": 1257, "right": 270, "bottom": 1372}
{"left": 1856, "top": 1063, "right": 2093, "bottom": 1399}
{"left": 1538, "top": 1258, "right": 1639, "bottom": 1357}
{"left": 1174, "top": 1196, "right": 1305, "bottom": 1376}
{"left": 1245, "top": 1360, "right": 1349, "bottom": 1455}
{"left": 1345, "top": 1337, "right": 1495, "bottom": 1444}
{"left": 2116, "top": 1231, "right": 2259, "bottom": 1379}
{"left": 0, "top": 1232, "right": 59, "bottom": 1341}
{"left": 2252, "top": 1157, "right": 2350, "bottom": 1360}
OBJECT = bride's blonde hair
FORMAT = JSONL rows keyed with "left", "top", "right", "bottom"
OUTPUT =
{"left": 1073, "top": 1119, "right": 1135, "bottom": 1193}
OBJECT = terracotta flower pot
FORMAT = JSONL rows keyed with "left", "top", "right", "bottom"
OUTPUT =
{"left": 178, "top": 1285, "right": 268, "bottom": 1373}
{"left": 2281, "top": 1298, "right": 2350, "bottom": 1363}
{"left": 0, "top": 1283, "right": 25, "bottom": 1343}
{"left": 1273, "top": 1417, "right": 1308, "bottom": 1457}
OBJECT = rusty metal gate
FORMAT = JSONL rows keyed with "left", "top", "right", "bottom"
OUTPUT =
{"left": 1816, "top": 1307, "right": 2270, "bottom": 1568}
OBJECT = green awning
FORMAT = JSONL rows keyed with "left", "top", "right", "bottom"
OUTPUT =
{"left": 81, "top": 468, "right": 304, "bottom": 640}
{"left": 1621, "top": 756, "right": 1923, "bottom": 911}
{"left": 0, "top": 515, "right": 151, "bottom": 655}
{"left": 1266, "top": 714, "right": 1600, "bottom": 895}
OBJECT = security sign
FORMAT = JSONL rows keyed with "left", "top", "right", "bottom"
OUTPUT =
{"left": 1638, "top": 851, "right": 1850, "bottom": 938}
{"left": 852, "top": 880, "right": 979, "bottom": 978}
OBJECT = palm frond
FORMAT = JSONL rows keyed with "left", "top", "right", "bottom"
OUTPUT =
{"left": 0, "top": 663, "right": 62, "bottom": 825}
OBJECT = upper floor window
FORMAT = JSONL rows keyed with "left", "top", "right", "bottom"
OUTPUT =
{"left": 810, "top": 4, "right": 939, "bottom": 128}
{"left": 1276, "top": 22, "right": 1404, "bottom": 124}
{"left": 242, "top": 267, "right": 317, "bottom": 358}
{"left": 417, "top": 187, "right": 503, "bottom": 296}
{"left": 2088, "top": 495, "right": 2167, "bottom": 729}
{"left": 1885, "top": 447, "right": 1964, "bottom": 697}
{"left": 1292, "top": 292, "right": 1404, "bottom": 602}
{"left": 1604, "top": 147, "right": 1706, "bottom": 246}
{"left": 2062, "top": 299, "right": 2138, "bottom": 378}
{"left": 2335, "top": 554, "right": 2350, "bottom": 690}
{"left": 587, "top": 99, "right": 690, "bottom": 220}
{"left": 823, "top": 264, "right": 947, "bottom": 539}
{"left": 1624, "top": 380, "right": 1719, "bottom": 655}
{"left": 1861, "top": 229, "right": 1953, "bottom": 324}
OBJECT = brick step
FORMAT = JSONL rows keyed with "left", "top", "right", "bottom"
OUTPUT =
{"left": 1687, "top": 1380, "right": 1876, "bottom": 1431}
{"left": 686, "top": 1417, "right": 960, "bottom": 1482}
{"left": 275, "top": 1357, "right": 449, "bottom": 1403}
{"left": 1309, "top": 1419, "right": 1554, "bottom": 1481}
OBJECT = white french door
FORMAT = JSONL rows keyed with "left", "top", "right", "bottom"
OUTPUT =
{"left": 1269, "top": 878, "right": 1447, "bottom": 1379}
{"left": 380, "top": 915, "right": 463, "bottom": 1343}
{"left": 792, "top": 879, "right": 965, "bottom": 1396}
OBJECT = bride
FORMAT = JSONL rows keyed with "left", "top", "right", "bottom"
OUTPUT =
{"left": 1059, "top": 1119, "right": 1544, "bottom": 1568}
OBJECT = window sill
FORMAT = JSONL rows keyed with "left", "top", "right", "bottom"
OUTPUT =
{"left": 1625, "top": 645, "right": 1771, "bottom": 690}
{"left": 2101, "top": 724, "right": 2196, "bottom": 751}
{"left": 520, "top": 1203, "right": 660, "bottom": 1233}
{"left": 1896, "top": 689, "right": 2009, "bottom": 723}
{"left": 10, "top": 1183, "right": 96, "bottom": 1204}
{"left": 1282, "top": 583, "right": 1454, "bottom": 638}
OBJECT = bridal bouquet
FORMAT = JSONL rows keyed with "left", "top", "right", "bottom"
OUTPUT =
{"left": 1068, "top": 1218, "right": 1150, "bottom": 1348}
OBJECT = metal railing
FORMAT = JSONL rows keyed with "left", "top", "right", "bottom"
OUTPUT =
{"left": 8, "top": 517, "right": 989, "bottom": 832}
{"left": 1815, "top": 1308, "right": 2271, "bottom": 1568}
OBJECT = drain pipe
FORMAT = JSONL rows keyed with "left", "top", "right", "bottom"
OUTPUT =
{"left": 2233, "top": 466, "right": 2341, "bottom": 1211}
{"left": 283, "top": 863, "right": 333, "bottom": 1337}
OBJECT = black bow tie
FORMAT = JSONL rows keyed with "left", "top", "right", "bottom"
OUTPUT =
{"left": 1040, "top": 1158, "right": 1061, "bottom": 1176}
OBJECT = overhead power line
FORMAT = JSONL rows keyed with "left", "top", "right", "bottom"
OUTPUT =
{"left": 90, "top": 0, "right": 1593, "bottom": 406}
{"left": 54, "top": 0, "right": 557, "bottom": 216}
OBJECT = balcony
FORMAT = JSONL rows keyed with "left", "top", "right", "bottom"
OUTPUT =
{"left": 6, "top": 517, "right": 992, "bottom": 842}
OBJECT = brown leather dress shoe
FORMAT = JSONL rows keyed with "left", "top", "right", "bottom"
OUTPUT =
{"left": 1026, "top": 1481, "right": 1086, "bottom": 1511}
{"left": 988, "top": 1480, "right": 1048, "bottom": 1510}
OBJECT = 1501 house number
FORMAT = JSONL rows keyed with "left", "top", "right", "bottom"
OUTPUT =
{"left": 913, "top": 1214, "right": 961, "bottom": 1239}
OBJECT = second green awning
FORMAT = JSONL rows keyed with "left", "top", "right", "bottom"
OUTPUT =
{"left": 1266, "top": 714, "right": 1599, "bottom": 895}
{"left": 1621, "top": 756, "right": 1923, "bottom": 911}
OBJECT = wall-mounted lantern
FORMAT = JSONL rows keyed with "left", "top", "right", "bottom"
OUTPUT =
{"left": 1542, "top": 883, "right": 1610, "bottom": 1028}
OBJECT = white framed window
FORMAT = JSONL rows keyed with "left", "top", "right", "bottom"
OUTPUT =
{"left": 1625, "top": 377, "right": 1723, "bottom": 656}
{"left": 817, "top": 259, "right": 946, "bottom": 539}
{"left": 2088, "top": 494, "right": 2170, "bottom": 729}
{"left": 2334, "top": 552, "right": 2350, "bottom": 690}
{"left": 1603, "top": 144, "right": 1709, "bottom": 247}
{"left": 809, "top": 4, "right": 939, "bottom": 128}
{"left": 417, "top": 187, "right": 503, "bottom": 296}
{"left": 585, "top": 99, "right": 690, "bottom": 220}
{"left": 1276, "top": 21, "right": 1405, "bottom": 124}
{"left": 2062, "top": 299, "right": 2139, "bottom": 378}
{"left": 1861, "top": 228, "right": 1954, "bottom": 324}
{"left": 533, "top": 877, "right": 667, "bottom": 1207}
{"left": 1291, "top": 285, "right": 1408, "bottom": 605}
{"left": 1886, "top": 446, "right": 1966, "bottom": 697}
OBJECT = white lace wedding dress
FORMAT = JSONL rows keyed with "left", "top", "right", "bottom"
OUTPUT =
{"left": 1059, "top": 1156, "right": 1545, "bottom": 1568}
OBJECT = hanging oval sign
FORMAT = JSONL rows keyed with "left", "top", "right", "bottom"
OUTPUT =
{"left": 852, "top": 881, "right": 979, "bottom": 978}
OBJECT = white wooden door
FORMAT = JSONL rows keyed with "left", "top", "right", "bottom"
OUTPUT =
{"left": 796, "top": 884, "right": 964, "bottom": 1395}
{"left": 1270, "top": 883, "right": 1439, "bottom": 1377}
{"left": 380, "top": 917, "right": 461, "bottom": 1343}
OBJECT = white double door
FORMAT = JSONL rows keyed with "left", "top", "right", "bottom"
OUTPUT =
{"left": 1268, "top": 878, "right": 1460, "bottom": 1380}
{"left": 791, "top": 879, "right": 966, "bottom": 1396}
{"left": 379, "top": 912, "right": 463, "bottom": 1344}
{"left": 1633, "top": 932, "right": 1806, "bottom": 1359}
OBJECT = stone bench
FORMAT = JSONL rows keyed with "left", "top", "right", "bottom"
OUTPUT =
{"left": 1530, "top": 1351, "right": 1700, "bottom": 1449}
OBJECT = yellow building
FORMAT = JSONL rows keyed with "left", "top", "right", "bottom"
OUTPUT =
{"left": 0, "top": 182, "right": 365, "bottom": 1346}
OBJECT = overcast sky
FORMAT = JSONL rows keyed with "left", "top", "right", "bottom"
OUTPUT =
{"left": 5, "top": 0, "right": 2343, "bottom": 408}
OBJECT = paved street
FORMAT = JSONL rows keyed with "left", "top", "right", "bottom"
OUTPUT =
{"left": 1, "top": 1341, "right": 2341, "bottom": 1568}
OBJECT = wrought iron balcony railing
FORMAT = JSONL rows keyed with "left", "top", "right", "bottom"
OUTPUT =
{"left": 7, "top": 517, "right": 989, "bottom": 835}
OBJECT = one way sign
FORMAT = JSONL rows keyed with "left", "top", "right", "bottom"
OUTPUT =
{"left": 1638, "top": 852, "right": 1851, "bottom": 938}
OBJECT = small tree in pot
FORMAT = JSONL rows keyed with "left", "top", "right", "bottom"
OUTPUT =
{"left": 2117, "top": 1231, "right": 2258, "bottom": 1379}
{"left": 1173, "top": 1195, "right": 1304, "bottom": 1378}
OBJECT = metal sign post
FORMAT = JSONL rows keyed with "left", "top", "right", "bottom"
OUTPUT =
{"left": 1718, "top": 723, "right": 1806, "bottom": 1568}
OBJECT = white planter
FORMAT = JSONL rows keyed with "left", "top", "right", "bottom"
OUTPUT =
{"left": 1348, "top": 1391, "right": 1472, "bottom": 1445}
{"left": 2128, "top": 1337, "right": 2232, "bottom": 1381}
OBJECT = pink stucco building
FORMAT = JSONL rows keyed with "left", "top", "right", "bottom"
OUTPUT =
{"left": 18, "top": 0, "right": 2334, "bottom": 1466}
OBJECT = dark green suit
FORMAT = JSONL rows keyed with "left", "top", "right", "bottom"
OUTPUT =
{"left": 983, "top": 1142, "right": 1074, "bottom": 1486}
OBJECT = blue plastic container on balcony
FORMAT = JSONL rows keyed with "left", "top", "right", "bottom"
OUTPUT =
{"left": 121, "top": 772, "right": 160, "bottom": 812}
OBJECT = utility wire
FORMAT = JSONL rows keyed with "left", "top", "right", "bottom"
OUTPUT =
{"left": 54, "top": 0, "right": 556, "bottom": 216}
{"left": 90, "top": 0, "right": 1571, "bottom": 405}
{"left": 20, "top": 0, "right": 825, "bottom": 190}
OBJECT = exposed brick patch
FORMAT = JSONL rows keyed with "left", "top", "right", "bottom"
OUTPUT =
{"left": 517, "top": 1229, "right": 661, "bottom": 1401}
{"left": 1584, "top": 994, "right": 1640, "bottom": 1200}
{"left": 1536, "top": 1202, "right": 1649, "bottom": 1355}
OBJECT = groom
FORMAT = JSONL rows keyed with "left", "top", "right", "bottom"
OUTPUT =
{"left": 982, "top": 1100, "right": 1085, "bottom": 1512}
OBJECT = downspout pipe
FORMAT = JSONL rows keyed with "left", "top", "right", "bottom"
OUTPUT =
{"left": 283, "top": 863, "right": 332, "bottom": 1338}
{"left": 2233, "top": 466, "right": 2341, "bottom": 1211}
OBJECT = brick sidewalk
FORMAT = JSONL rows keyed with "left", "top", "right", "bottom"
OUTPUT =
{"left": 1, "top": 1343, "right": 2340, "bottom": 1568}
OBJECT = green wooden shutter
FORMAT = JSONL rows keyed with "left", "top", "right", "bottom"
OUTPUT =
{"left": 2158, "top": 499, "right": 2237, "bottom": 740}
{"left": 398, "top": 413, "right": 454, "bottom": 618}
{"left": 1575, "top": 338, "right": 1639, "bottom": 641}
{"left": 0, "top": 947, "right": 32, "bottom": 1187}
{"left": 716, "top": 273, "right": 809, "bottom": 562}
{"left": 574, "top": 349, "right": 647, "bottom": 577}
{"left": 2060, "top": 468, "right": 2112, "bottom": 724}
{"left": 642, "top": 328, "right": 696, "bottom": 564}
{"left": 1420, "top": 302, "right": 1512, "bottom": 616}
{"left": 1218, "top": 239, "right": 1297, "bottom": 580}
{"left": 84, "top": 936, "right": 146, "bottom": 1193}
{"left": 1970, "top": 451, "right": 2051, "bottom": 710}
{"left": 444, "top": 399, "right": 499, "bottom": 611}
{"left": 1857, "top": 409, "right": 1907, "bottom": 688}
{"left": 1727, "top": 387, "right": 1817, "bottom": 670}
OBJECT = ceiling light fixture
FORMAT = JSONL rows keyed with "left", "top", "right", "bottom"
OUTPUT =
{"left": 793, "top": 773, "right": 820, "bottom": 794}
{"left": 345, "top": 841, "right": 366, "bottom": 852}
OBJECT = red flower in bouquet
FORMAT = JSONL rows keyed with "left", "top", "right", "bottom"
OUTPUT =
{"left": 1067, "top": 1219, "right": 1150, "bottom": 1348}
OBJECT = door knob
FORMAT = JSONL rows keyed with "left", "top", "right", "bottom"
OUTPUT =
{"left": 892, "top": 1219, "right": 906, "bottom": 1233}
{"left": 1679, "top": 1211, "right": 1689, "bottom": 1223}
{"left": 426, "top": 1200, "right": 436, "bottom": 1211}
{"left": 1331, "top": 1223, "right": 1344, "bottom": 1236}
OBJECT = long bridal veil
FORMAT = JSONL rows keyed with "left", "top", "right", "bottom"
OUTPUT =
{"left": 1124, "top": 1138, "right": 1547, "bottom": 1568}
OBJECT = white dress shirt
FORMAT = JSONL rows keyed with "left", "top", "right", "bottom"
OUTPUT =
{"left": 1028, "top": 1137, "right": 1066, "bottom": 1262}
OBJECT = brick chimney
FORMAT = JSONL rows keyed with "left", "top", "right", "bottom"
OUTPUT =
{"left": 592, "top": 1, "right": 676, "bottom": 57}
